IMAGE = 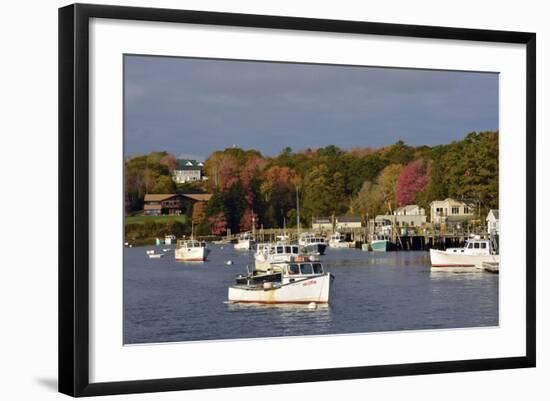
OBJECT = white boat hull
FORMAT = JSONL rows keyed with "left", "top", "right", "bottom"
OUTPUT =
{"left": 228, "top": 274, "right": 331, "bottom": 304}
{"left": 430, "top": 249, "right": 500, "bottom": 271}
{"left": 234, "top": 240, "right": 254, "bottom": 250}
{"left": 175, "top": 247, "right": 210, "bottom": 262}
{"left": 328, "top": 241, "right": 350, "bottom": 248}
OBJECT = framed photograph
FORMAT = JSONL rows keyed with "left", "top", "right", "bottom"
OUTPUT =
{"left": 59, "top": 3, "right": 536, "bottom": 397}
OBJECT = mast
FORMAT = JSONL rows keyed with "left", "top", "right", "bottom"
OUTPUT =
{"left": 296, "top": 186, "right": 301, "bottom": 238}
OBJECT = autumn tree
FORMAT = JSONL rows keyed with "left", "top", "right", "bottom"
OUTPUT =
{"left": 396, "top": 160, "right": 431, "bottom": 206}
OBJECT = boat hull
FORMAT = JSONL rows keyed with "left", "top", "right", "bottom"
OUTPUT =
{"left": 303, "top": 243, "right": 327, "bottom": 255}
{"left": 370, "top": 240, "right": 389, "bottom": 252}
{"left": 175, "top": 247, "right": 210, "bottom": 262}
{"left": 228, "top": 274, "right": 331, "bottom": 304}
{"left": 430, "top": 249, "right": 500, "bottom": 271}
{"left": 234, "top": 240, "right": 255, "bottom": 250}
{"left": 329, "top": 241, "right": 349, "bottom": 248}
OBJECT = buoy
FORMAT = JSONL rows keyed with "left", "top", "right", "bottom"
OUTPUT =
{"left": 220, "top": 246, "right": 224, "bottom": 250}
{"left": 226, "top": 260, "right": 233, "bottom": 265}
{"left": 129, "top": 244, "right": 133, "bottom": 248}
{"left": 308, "top": 302, "right": 317, "bottom": 309}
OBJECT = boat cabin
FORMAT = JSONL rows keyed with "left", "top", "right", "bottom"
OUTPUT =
{"left": 448, "top": 238, "right": 495, "bottom": 255}
{"left": 177, "top": 239, "right": 206, "bottom": 248}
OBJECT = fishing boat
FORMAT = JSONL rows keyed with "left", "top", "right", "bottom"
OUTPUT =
{"left": 328, "top": 232, "right": 349, "bottom": 248}
{"left": 430, "top": 236, "right": 500, "bottom": 272}
{"left": 148, "top": 253, "right": 164, "bottom": 259}
{"left": 299, "top": 232, "right": 327, "bottom": 255}
{"left": 164, "top": 234, "right": 176, "bottom": 245}
{"left": 234, "top": 232, "right": 256, "bottom": 251}
{"left": 370, "top": 235, "right": 390, "bottom": 252}
{"left": 228, "top": 255, "right": 332, "bottom": 304}
{"left": 175, "top": 239, "right": 210, "bottom": 262}
{"left": 254, "top": 242, "right": 320, "bottom": 270}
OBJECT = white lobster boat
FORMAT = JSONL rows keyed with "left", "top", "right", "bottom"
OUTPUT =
{"left": 299, "top": 232, "right": 327, "bottom": 255}
{"left": 328, "top": 232, "right": 349, "bottom": 248}
{"left": 254, "top": 242, "right": 320, "bottom": 270}
{"left": 234, "top": 232, "right": 256, "bottom": 250}
{"left": 228, "top": 255, "right": 332, "bottom": 304}
{"left": 175, "top": 239, "right": 210, "bottom": 262}
{"left": 430, "top": 237, "right": 499, "bottom": 272}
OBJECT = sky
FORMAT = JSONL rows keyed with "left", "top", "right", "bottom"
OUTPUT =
{"left": 124, "top": 55, "right": 498, "bottom": 160}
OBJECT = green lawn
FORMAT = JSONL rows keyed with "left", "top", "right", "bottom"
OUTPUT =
{"left": 125, "top": 215, "right": 189, "bottom": 225}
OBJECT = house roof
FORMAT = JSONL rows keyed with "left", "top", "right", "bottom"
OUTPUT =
{"left": 144, "top": 194, "right": 178, "bottom": 202}
{"left": 312, "top": 217, "right": 332, "bottom": 223}
{"left": 488, "top": 209, "right": 499, "bottom": 220}
{"left": 181, "top": 193, "right": 212, "bottom": 202}
{"left": 396, "top": 205, "right": 419, "bottom": 212}
{"left": 144, "top": 204, "right": 162, "bottom": 210}
{"left": 336, "top": 215, "right": 362, "bottom": 223}
{"left": 175, "top": 159, "right": 203, "bottom": 171}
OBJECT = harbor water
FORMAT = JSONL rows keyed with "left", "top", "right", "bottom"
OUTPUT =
{"left": 124, "top": 245, "right": 498, "bottom": 344}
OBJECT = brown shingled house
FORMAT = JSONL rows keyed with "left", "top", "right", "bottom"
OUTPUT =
{"left": 143, "top": 193, "right": 212, "bottom": 216}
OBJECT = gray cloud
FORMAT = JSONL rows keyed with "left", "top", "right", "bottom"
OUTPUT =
{"left": 124, "top": 55, "right": 498, "bottom": 158}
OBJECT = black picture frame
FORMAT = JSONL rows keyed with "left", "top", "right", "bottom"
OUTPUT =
{"left": 59, "top": 3, "right": 536, "bottom": 397}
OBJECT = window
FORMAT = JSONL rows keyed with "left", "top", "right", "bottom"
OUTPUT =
{"left": 464, "top": 207, "right": 470, "bottom": 214}
{"left": 436, "top": 207, "right": 443, "bottom": 215}
{"left": 481, "top": 243, "right": 487, "bottom": 249}
{"left": 288, "top": 264, "right": 299, "bottom": 275}
{"left": 312, "top": 263, "right": 323, "bottom": 274}
{"left": 468, "top": 243, "right": 473, "bottom": 248}
{"left": 300, "top": 263, "right": 313, "bottom": 275}
{"left": 452, "top": 207, "right": 459, "bottom": 214}
{"left": 285, "top": 246, "right": 291, "bottom": 253}
{"left": 411, "top": 221, "right": 415, "bottom": 226}
{"left": 474, "top": 243, "right": 480, "bottom": 249}
{"left": 292, "top": 246, "right": 299, "bottom": 254}
{"left": 277, "top": 246, "right": 283, "bottom": 254}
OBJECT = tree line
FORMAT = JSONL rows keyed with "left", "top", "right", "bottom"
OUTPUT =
{"left": 125, "top": 131, "right": 498, "bottom": 235}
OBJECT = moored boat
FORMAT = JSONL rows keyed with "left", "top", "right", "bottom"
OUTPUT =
{"left": 228, "top": 256, "right": 332, "bottom": 304}
{"left": 328, "top": 232, "right": 349, "bottom": 248}
{"left": 370, "top": 235, "right": 390, "bottom": 252}
{"left": 299, "top": 232, "right": 327, "bottom": 255}
{"left": 430, "top": 237, "right": 499, "bottom": 272}
{"left": 175, "top": 239, "right": 210, "bottom": 262}
{"left": 234, "top": 232, "right": 256, "bottom": 251}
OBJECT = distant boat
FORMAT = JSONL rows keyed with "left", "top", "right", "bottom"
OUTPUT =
{"left": 299, "top": 232, "right": 327, "bottom": 255}
{"left": 370, "top": 235, "right": 390, "bottom": 252}
{"left": 234, "top": 232, "right": 256, "bottom": 251}
{"left": 148, "top": 253, "right": 164, "bottom": 259}
{"left": 430, "top": 236, "right": 500, "bottom": 272}
{"left": 164, "top": 234, "right": 176, "bottom": 245}
{"left": 328, "top": 232, "right": 349, "bottom": 248}
{"left": 175, "top": 239, "right": 210, "bottom": 262}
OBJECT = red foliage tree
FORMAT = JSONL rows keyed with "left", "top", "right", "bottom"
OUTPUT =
{"left": 209, "top": 212, "right": 227, "bottom": 235}
{"left": 396, "top": 160, "right": 431, "bottom": 206}
{"left": 239, "top": 209, "right": 258, "bottom": 232}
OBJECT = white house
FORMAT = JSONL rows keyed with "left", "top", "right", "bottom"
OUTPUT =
{"left": 486, "top": 209, "right": 500, "bottom": 235}
{"left": 335, "top": 215, "right": 362, "bottom": 230}
{"left": 311, "top": 217, "right": 333, "bottom": 231}
{"left": 173, "top": 159, "right": 204, "bottom": 183}
{"left": 430, "top": 198, "right": 476, "bottom": 224}
{"left": 394, "top": 205, "right": 425, "bottom": 216}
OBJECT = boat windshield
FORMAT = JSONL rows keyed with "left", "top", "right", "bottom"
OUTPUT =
{"left": 288, "top": 264, "right": 300, "bottom": 275}
{"left": 312, "top": 263, "right": 323, "bottom": 274}
{"left": 300, "top": 263, "right": 313, "bottom": 274}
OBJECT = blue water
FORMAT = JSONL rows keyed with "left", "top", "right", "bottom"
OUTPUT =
{"left": 123, "top": 245, "right": 498, "bottom": 344}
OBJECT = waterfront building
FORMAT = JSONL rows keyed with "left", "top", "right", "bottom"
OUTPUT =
{"left": 335, "top": 215, "right": 362, "bottom": 230}
{"left": 312, "top": 217, "right": 333, "bottom": 231}
{"left": 429, "top": 198, "right": 476, "bottom": 225}
{"left": 486, "top": 209, "right": 500, "bottom": 235}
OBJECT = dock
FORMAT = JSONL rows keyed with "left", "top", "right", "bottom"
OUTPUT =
{"left": 482, "top": 261, "right": 499, "bottom": 274}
